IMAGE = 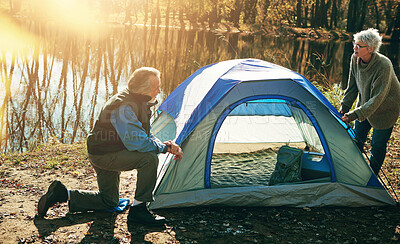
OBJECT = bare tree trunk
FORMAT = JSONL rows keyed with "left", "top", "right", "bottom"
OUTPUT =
{"left": 124, "top": 0, "right": 132, "bottom": 23}
{"left": 296, "top": 0, "right": 302, "bottom": 27}
{"left": 90, "top": 40, "right": 104, "bottom": 130}
{"left": 165, "top": 0, "right": 170, "bottom": 28}
{"left": 385, "top": 1, "right": 400, "bottom": 41}
{"left": 208, "top": 0, "right": 218, "bottom": 30}
{"left": 156, "top": 0, "right": 161, "bottom": 27}
{"left": 304, "top": 5, "right": 309, "bottom": 27}
{"left": 179, "top": 0, "right": 185, "bottom": 29}
{"left": 71, "top": 41, "right": 90, "bottom": 143}
{"left": 347, "top": 0, "right": 370, "bottom": 32}
{"left": 391, "top": 3, "right": 400, "bottom": 41}
{"left": 230, "top": 0, "right": 243, "bottom": 28}
{"left": 150, "top": 0, "right": 156, "bottom": 27}
{"left": 106, "top": 38, "right": 118, "bottom": 95}
{"left": 358, "top": 0, "right": 369, "bottom": 31}
{"left": 311, "top": 3, "right": 316, "bottom": 27}
{"left": 144, "top": 0, "right": 149, "bottom": 25}
{"left": 324, "top": 0, "right": 331, "bottom": 28}
{"left": 244, "top": 0, "right": 258, "bottom": 25}
{"left": 59, "top": 39, "right": 71, "bottom": 144}
{"left": 331, "top": 0, "right": 338, "bottom": 28}
{"left": 0, "top": 51, "right": 15, "bottom": 152}
{"left": 372, "top": 0, "right": 380, "bottom": 30}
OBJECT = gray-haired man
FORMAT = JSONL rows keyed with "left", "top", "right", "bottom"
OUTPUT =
{"left": 38, "top": 67, "right": 183, "bottom": 226}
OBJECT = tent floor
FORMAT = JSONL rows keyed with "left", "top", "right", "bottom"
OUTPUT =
{"left": 211, "top": 143, "right": 328, "bottom": 187}
{"left": 211, "top": 148, "right": 278, "bottom": 187}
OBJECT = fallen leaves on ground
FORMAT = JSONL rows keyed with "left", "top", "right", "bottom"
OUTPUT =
{"left": 0, "top": 127, "right": 399, "bottom": 243}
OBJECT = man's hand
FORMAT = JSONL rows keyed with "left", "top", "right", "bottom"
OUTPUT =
{"left": 164, "top": 140, "right": 183, "bottom": 161}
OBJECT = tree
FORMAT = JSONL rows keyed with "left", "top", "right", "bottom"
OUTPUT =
{"left": 346, "top": 0, "right": 370, "bottom": 33}
{"left": 384, "top": 0, "right": 400, "bottom": 40}
{"left": 330, "top": 0, "right": 338, "bottom": 28}
{"left": 243, "top": 0, "right": 258, "bottom": 24}
{"left": 229, "top": 0, "right": 244, "bottom": 28}
{"left": 208, "top": 0, "right": 219, "bottom": 29}
{"left": 296, "top": 0, "right": 302, "bottom": 27}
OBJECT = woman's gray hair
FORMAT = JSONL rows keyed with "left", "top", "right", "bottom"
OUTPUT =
{"left": 127, "top": 67, "right": 160, "bottom": 94}
{"left": 354, "top": 28, "right": 382, "bottom": 53}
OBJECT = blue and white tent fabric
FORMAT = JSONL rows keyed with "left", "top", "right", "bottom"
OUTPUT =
{"left": 149, "top": 59, "right": 394, "bottom": 209}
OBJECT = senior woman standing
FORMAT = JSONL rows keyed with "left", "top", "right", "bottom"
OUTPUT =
{"left": 340, "top": 28, "right": 400, "bottom": 175}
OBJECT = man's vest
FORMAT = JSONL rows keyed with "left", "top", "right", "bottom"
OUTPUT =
{"left": 87, "top": 88, "right": 153, "bottom": 155}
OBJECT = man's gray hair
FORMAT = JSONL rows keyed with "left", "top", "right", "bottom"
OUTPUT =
{"left": 354, "top": 28, "right": 382, "bottom": 53}
{"left": 127, "top": 67, "right": 160, "bottom": 94}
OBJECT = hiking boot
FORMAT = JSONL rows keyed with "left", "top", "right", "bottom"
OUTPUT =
{"left": 127, "top": 203, "right": 166, "bottom": 226}
{"left": 37, "top": 180, "right": 68, "bottom": 217}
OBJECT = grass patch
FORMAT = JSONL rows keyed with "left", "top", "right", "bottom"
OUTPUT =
{"left": 2, "top": 140, "right": 89, "bottom": 172}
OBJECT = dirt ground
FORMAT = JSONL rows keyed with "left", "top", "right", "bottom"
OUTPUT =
{"left": 0, "top": 126, "right": 400, "bottom": 243}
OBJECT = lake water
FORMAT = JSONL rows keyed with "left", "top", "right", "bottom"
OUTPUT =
{"left": 1, "top": 23, "right": 399, "bottom": 152}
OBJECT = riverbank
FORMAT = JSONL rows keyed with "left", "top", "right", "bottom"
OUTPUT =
{"left": 3, "top": 7, "right": 354, "bottom": 42}
{"left": 118, "top": 16, "right": 355, "bottom": 42}
{"left": 0, "top": 125, "right": 399, "bottom": 243}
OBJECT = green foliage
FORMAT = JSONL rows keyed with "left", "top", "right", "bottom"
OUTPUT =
{"left": 305, "top": 51, "right": 345, "bottom": 110}
{"left": 46, "top": 160, "right": 58, "bottom": 169}
{"left": 4, "top": 152, "right": 28, "bottom": 165}
{"left": 315, "top": 83, "right": 344, "bottom": 110}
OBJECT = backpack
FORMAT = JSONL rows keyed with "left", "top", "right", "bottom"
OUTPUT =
{"left": 269, "top": 146, "right": 303, "bottom": 185}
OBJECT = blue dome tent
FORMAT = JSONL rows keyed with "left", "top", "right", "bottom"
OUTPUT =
{"left": 149, "top": 59, "right": 394, "bottom": 209}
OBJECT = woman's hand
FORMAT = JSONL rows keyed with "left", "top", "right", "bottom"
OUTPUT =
{"left": 339, "top": 104, "right": 350, "bottom": 116}
{"left": 341, "top": 114, "right": 350, "bottom": 123}
{"left": 341, "top": 112, "right": 357, "bottom": 123}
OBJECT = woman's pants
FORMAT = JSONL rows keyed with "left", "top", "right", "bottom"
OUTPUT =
{"left": 354, "top": 120, "right": 393, "bottom": 175}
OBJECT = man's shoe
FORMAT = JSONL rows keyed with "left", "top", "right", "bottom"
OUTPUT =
{"left": 37, "top": 180, "right": 68, "bottom": 217}
{"left": 127, "top": 203, "right": 166, "bottom": 227}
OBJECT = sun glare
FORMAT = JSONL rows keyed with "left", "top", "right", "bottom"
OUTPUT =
{"left": 0, "top": 14, "right": 37, "bottom": 53}
{"left": 30, "top": 0, "right": 103, "bottom": 35}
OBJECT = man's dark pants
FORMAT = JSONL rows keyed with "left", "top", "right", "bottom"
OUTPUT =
{"left": 69, "top": 150, "right": 158, "bottom": 212}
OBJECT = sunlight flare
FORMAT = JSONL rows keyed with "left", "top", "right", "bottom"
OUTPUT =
{"left": 30, "top": 0, "right": 103, "bottom": 35}
{"left": 0, "top": 14, "right": 37, "bottom": 53}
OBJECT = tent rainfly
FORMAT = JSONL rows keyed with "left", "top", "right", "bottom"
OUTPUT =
{"left": 149, "top": 58, "right": 395, "bottom": 209}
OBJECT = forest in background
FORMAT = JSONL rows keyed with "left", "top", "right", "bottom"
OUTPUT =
{"left": 5, "top": 0, "right": 400, "bottom": 40}
{"left": 1, "top": 0, "right": 399, "bottom": 153}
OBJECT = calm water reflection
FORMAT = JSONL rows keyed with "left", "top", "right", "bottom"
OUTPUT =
{"left": 1, "top": 23, "right": 399, "bottom": 152}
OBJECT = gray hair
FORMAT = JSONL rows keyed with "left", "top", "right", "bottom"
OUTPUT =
{"left": 127, "top": 67, "right": 160, "bottom": 94}
{"left": 354, "top": 28, "right": 382, "bottom": 53}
